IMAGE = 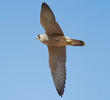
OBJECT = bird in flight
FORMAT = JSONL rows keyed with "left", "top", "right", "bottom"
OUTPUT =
{"left": 36, "top": 2, "right": 85, "bottom": 97}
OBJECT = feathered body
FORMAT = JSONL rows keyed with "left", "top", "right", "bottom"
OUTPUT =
{"left": 37, "top": 33, "right": 85, "bottom": 47}
{"left": 36, "top": 2, "right": 85, "bottom": 97}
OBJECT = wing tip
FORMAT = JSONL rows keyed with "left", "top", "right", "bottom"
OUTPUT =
{"left": 56, "top": 82, "right": 66, "bottom": 97}
{"left": 42, "top": 2, "right": 47, "bottom": 5}
{"left": 41, "top": 2, "right": 52, "bottom": 13}
{"left": 57, "top": 88, "right": 64, "bottom": 97}
{"left": 42, "top": 2, "right": 49, "bottom": 8}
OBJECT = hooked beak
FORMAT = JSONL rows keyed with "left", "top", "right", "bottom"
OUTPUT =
{"left": 36, "top": 36, "right": 39, "bottom": 40}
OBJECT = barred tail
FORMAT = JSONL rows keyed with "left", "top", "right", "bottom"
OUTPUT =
{"left": 67, "top": 38, "right": 85, "bottom": 46}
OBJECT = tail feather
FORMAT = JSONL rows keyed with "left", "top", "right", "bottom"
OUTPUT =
{"left": 67, "top": 38, "right": 85, "bottom": 46}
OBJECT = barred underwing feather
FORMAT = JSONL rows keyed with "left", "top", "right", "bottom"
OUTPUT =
{"left": 48, "top": 46, "right": 66, "bottom": 96}
{"left": 52, "top": 64, "right": 66, "bottom": 96}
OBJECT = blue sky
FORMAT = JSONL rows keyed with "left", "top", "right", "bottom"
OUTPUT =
{"left": 0, "top": 0, "right": 110, "bottom": 100}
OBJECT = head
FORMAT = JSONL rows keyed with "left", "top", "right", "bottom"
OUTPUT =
{"left": 36, "top": 34, "right": 47, "bottom": 41}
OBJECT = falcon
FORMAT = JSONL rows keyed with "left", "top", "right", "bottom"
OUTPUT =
{"left": 36, "top": 2, "right": 85, "bottom": 97}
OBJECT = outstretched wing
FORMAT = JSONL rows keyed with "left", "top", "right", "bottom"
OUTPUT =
{"left": 48, "top": 46, "right": 66, "bottom": 96}
{"left": 40, "top": 2, "right": 64, "bottom": 35}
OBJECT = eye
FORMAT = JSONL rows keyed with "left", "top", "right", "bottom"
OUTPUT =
{"left": 38, "top": 34, "right": 40, "bottom": 38}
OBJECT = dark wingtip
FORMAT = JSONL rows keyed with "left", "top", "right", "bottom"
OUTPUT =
{"left": 57, "top": 89, "right": 64, "bottom": 97}
{"left": 42, "top": 2, "right": 48, "bottom": 8}
{"left": 42, "top": 2, "right": 47, "bottom": 5}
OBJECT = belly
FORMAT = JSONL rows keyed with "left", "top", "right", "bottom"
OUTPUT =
{"left": 42, "top": 36, "right": 67, "bottom": 46}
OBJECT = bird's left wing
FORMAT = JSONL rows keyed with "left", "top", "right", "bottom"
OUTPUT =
{"left": 40, "top": 2, "right": 64, "bottom": 35}
{"left": 48, "top": 46, "right": 66, "bottom": 96}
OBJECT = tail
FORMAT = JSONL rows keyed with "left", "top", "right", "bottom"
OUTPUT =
{"left": 66, "top": 38, "right": 85, "bottom": 46}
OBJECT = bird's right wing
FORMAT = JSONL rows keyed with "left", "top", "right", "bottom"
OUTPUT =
{"left": 40, "top": 2, "right": 64, "bottom": 35}
{"left": 48, "top": 46, "right": 66, "bottom": 96}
